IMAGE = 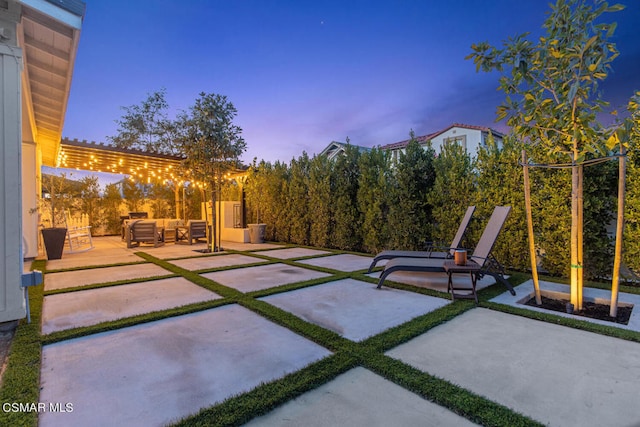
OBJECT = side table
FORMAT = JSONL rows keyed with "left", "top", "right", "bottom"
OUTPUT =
{"left": 163, "top": 227, "right": 177, "bottom": 243}
{"left": 443, "top": 260, "right": 481, "bottom": 303}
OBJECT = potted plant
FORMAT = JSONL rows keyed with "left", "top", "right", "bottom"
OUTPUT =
{"left": 40, "top": 173, "right": 74, "bottom": 260}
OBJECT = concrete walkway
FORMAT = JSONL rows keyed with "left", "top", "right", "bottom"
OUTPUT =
{"left": 32, "top": 237, "right": 640, "bottom": 426}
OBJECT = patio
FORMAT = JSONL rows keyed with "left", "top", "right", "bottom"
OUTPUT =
{"left": 17, "top": 237, "right": 640, "bottom": 426}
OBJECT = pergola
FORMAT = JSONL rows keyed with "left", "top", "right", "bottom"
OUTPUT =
{"left": 56, "top": 137, "right": 250, "bottom": 227}
{"left": 58, "top": 138, "right": 184, "bottom": 184}
{"left": 57, "top": 137, "right": 249, "bottom": 184}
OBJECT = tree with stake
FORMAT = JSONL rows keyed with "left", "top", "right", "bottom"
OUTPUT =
{"left": 109, "top": 89, "right": 190, "bottom": 218}
{"left": 467, "top": 0, "right": 638, "bottom": 311}
{"left": 176, "top": 92, "right": 246, "bottom": 252}
{"left": 109, "top": 88, "right": 175, "bottom": 154}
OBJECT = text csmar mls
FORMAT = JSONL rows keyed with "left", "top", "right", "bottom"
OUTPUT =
{"left": 2, "top": 402, "right": 73, "bottom": 413}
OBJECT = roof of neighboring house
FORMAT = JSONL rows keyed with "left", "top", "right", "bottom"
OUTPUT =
{"left": 431, "top": 123, "right": 505, "bottom": 140}
{"left": 318, "top": 141, "right": 371, "bottom": 159}
{"left": 379, "top": 133, "right": 438, "bottom": 151}
{"left": 43, "top": 0, "right": 87, "bottom": 16}
{"left": 380, "top": 123, "right": 505, "bottom": 151}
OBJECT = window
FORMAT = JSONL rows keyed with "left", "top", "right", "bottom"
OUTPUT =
{"left": 443, "top": 135, "right": 467, "bottom": 150}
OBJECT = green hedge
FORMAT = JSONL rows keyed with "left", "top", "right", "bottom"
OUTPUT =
{"left": 244, "top": 134, "right": 637, "bottom": 280}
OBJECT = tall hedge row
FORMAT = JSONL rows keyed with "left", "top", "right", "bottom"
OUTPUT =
{"left": 244, "top": 137, "right": 636, "bottom": 280}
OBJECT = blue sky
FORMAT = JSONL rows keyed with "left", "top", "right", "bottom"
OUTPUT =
{"left": 62, "top": 0, "right": 640, "bottom": 164}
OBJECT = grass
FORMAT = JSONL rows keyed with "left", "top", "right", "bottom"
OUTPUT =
{"left": 1, "top": 248, "right": 637, "bottom": 426}
{"left": 0, "top": 260, "right": 45, "bottom": 427}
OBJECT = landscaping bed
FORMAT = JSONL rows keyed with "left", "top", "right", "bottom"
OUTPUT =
{"left": 524, "top": 295, "right": 632, "bottom": 325}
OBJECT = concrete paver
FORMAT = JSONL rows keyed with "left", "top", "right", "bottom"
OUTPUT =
{"left": 201, "top": 263, "right": 330, "bottom": 293}
{"left": 46, "top": 251, "right": 143, "bottom": 269}
{"left": 47, "top": 236, "right": 143, "bottom": 269}
{"left": 259, "top": 247, "right": 331, "bottom": 259}
{"left": 219, "top": 241, "right": 284, "bottom": 251}
{"left": 387, "top": 308, "right": 640, "bottom": 427}
{"left": 261, "top": 278, "right": 450, "bottom": 341}
{"left": 167, "top": 253, "right": 265, "bottom": 271}
{"left": 31, "top": 238, "right": 640, "bottom": 426}
{"left": 298, "top": 254, "right": 373, "bottom": 272}
{"left": 245, "top": 367, "right": 478, "bottom": 427}
{"left": 39, "top": 305, "right": 332, "bottom": 427}
{"left": 138, "top": 242, "right": 212, "bottom": 259}
{"left": 44, "top": 263, "right": 172, "bottom": 291}
{"left": 41, "top": 277, "right": 221, "bottom": 334}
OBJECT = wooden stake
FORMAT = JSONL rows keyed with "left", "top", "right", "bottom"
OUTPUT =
{"left": 577, "top": 164, "right": 584, "bottom": 310}
{"left": 611, "top": 146, "right": 626, "bottom": 317}
{"left": 522, "top": 150, "right": 541, "bottom": 304}
{"left": 570, "top": 157, "right": 580, "bottom": 310}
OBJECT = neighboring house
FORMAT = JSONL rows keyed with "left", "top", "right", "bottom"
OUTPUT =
{"left": 318, "top": 124, "right": 504, "bottom": 162}
{"left": 380, "top": 123, "right": 504, "bottom": 162}
{"left": 318, "top": 141, "right": 371, "bottom": 161}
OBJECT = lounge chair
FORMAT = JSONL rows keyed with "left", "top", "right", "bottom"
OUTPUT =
{"left": 126, "top": 220, "right": 164, "bottom": 248}
{"left": 367, "top": 206, "right": 476, "bottom": 273}
{"left": 376, "top": 206, "right": 515, "bottom": 296}
{"left": 176, "top": 220, "right": 207, "bottom": 245}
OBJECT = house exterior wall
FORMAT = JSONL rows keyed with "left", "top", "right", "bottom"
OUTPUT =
{"left": 21, "top": 140, "right": 39, "bottom": 259}
{"left": 431, "top": 128, "right": 480, "bottom": 154}
{"left": 0, "top": 42, "right": 27, "bottom": 322}
{"left": 386, "top": 126, "right": 503, "bottom": 161}
{"left": 430, "top": 128, "right": 503, "bottom": 154}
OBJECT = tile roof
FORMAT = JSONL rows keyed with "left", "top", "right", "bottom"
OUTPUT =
{"left": 379, "top": 133, "right": 437, "bottom": 150}
{"left": 379, "top": 123, "right": 504, "bottom": 151}
{"left": 44, "top": 0, "right": 86, "bottom": 17}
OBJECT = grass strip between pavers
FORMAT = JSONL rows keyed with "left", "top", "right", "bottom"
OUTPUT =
{"left": 41, "top": 298, "right": 234, "bottom": 345}
{"left": 245, "top": 273, "right": 351, "bottom": 298}
{"left": 361, "top": 300, "right": 476, "bottom": 352}
{"left": 43, "top": 273, "right": 178, "bottom": 296}
{"left": 237, "top": 298, "right": 353, "bottom": 353}
{"left": 136, "top": 252, "right": 243, "bottom": 299}
{"left": 482, "top": 301, "right": 640, "bottom": 343}
{"left": 42, "top": 259, "right": 148, "bottom": 274}
{"left": 172, "top": 293, "right": 539, "bottom": 427}
{"left": 3, "top": 253, "right": 633, "bottom": 427}
{"left": 362, "top": 353, "right": 544, "bottom": 427}
{"left": 0, "top": 260, "right": 45, "bottom": 427}
{"left": 191, "top": 260, "right": 274, "bottom": 275}
{"left": 173, "top": 353, "right": 359, "bottom": 427}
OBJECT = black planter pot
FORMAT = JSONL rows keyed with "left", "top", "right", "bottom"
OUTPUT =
{"left": 41, "top": 227, "right": 67, "bottom": 260}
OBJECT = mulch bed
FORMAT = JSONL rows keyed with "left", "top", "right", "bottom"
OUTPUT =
{"left": 524, "top": 295, "right": 632, "bottom": 325}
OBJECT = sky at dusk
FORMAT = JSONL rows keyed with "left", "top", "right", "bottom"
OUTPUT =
{"left": 62, "top": 0, "right": 640, "bottom": 164}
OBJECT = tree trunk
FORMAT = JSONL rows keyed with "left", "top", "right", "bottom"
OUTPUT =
{"left": 210, "top": 182, "right": 218, "bottom": 252}
{"left": 217, "top": 179, "right": 223, "bottom": 251}
{"left": 174, "top": 184, "right": 181, "bottom": 220}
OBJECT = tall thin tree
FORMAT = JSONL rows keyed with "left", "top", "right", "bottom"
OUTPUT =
{"left": 467, "top": 0, "right": 636, "bottom": 310}
{"left": 176, "top": 92, "right": 246, "bottom": 252}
